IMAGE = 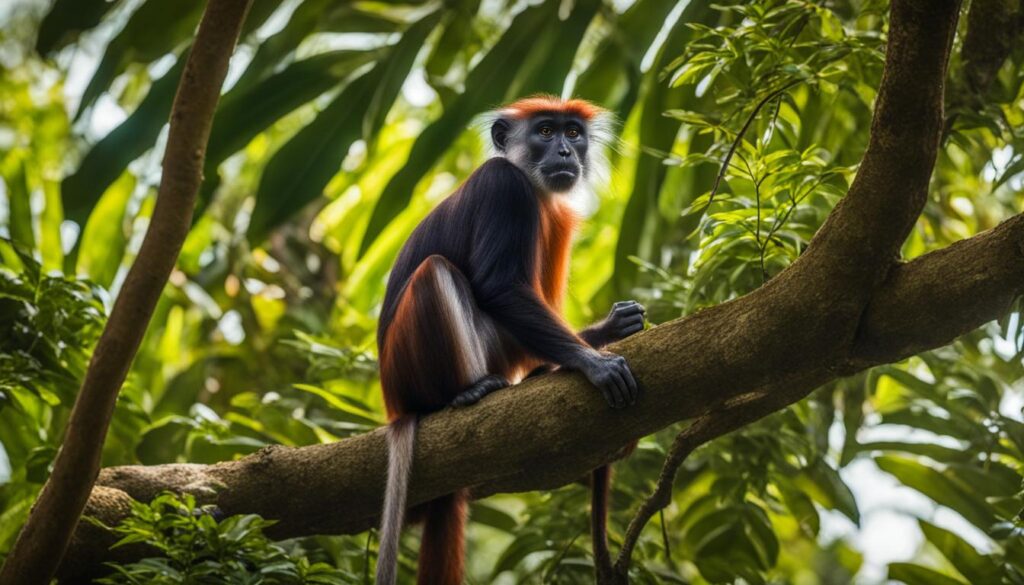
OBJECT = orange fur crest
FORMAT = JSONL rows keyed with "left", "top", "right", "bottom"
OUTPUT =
{"left": 500, "top": 94, "right": 604, "bottom": 120}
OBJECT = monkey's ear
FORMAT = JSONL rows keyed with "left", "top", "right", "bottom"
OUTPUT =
{"left": 491, "top": 118, "right": 511, "bottom": 152}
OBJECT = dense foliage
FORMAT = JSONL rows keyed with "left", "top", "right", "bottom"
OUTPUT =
{"left": 92, "top": 492, "right": 350, "bottom": 585}
{"left": 1, "top": 0, "right": 1022, "bottom": 583}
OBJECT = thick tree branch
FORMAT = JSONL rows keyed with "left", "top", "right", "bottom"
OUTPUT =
{"left": 58, "top": 211, "right": 1024, "bottom": 581}
{"left": 854, "top": 214, "right": 1024, "bottom": 363}
{"left": 51, "top": 1, "right": 1015, "bottom": 581}
{"left": 789, "top": 0, "right": 959, "bottom": 283}
{"left": 0, "top": 3, "right": 251, "bottom": 584}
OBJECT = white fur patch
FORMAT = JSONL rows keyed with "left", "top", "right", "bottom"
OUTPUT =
{"left": 474, "top": 108, "right": 617, "bottom": 216}
{"left": 435, "top": 268, "right": 488, "bottom": 381}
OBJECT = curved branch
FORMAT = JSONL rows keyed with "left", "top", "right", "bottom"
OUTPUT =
{"left": 611, "top": 389, "right": 786, "bottom": 582}
{"left": 0, "top": 3, "right": 252, "bottom": 584}
{"left": 854, "top": 214, "right": 1024, "bottom": 363}
{"left": 791, "top": 0, "right": 960, "bottom": 284}
{"left": 57, "top": 211, "right": 1024, "bottom": 581}
{"left": 49, "top": 1, "right": 1001, "bottom": 582}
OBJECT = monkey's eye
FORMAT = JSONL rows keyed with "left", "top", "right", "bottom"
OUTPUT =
{"left": 539, "top": 126, "right": 553, "bottom": 137}
{"left": 566, "top": 127, "right": 580, "bottom": 138}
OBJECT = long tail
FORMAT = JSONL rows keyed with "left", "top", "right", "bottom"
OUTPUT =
{"left": 377, "top": 416, "right": 417, "bottom": 585}
{"left": 591, "top": 465, "right": 612, "bottom": 574}
{"left": 417, "top": 489, "right": 468, "bottom": 585}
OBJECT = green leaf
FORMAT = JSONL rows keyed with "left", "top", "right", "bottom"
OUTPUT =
{"left": 793, "top": 460, "right": 860, "bottom": 524}
{"left": 491, "top": 532, "right": 550, "bottom": 577}
{"left": 992, "top": 154, "right": 1024, "bottom": 192}
{"left": 247, "top": 10, "right": 442, "bottom": 244}
{"left": 576, "top": 0, "right": 678, "bottom": 118}
{"left": 136, "top": 416, "right": 196, "bottom": 465}
{"left": 875, "top": 456, "right": 997, "bottom": 532}
{"left": 232, "top": 1, "right": 405, "bottom": 94}
{"left": 507, "top": 0, "right": 600, "bottom": 97}
{"left": 196, "top": 48, "right": 381, "bottom": 216}
{"left": 292, "top": 384, "right": 381, "bottom": 426}
{"left": 469, "top": 502, "right": 518, "bottom": 532}
{"left": 424, "top": 0, "right": 480, "bottom": 92}
{"left": 209, "top": 50, "right": 380, "bottom": 165}
{"left": 852, "top": 441, "right": 969, "bottom": 463}
{"left": 75, "top": 0, "right": 283, "bottom": 120}
{"left": 945, "top": 461, "right": 1021, "bottom": 499}
{"left": 75, "top": 171, "right": 135, "bottom": 288}
{"left": 187, "top": 433, "right": 265, "bottom": 464}
{"left": 878, "top": 408, "right": 977, "bottom": 442}
{"left": 777, "top": 478, "right": 820, "bottom": 537}
{"left": 76, "top": 0, "right": 205, "bottom": 120}
{"left": 918, "top": 519, "right": 1002, "bottom": 584}
{"left": 609, "top": 1, "right": 719, "bottom": 297}
{"left": 35, "top": 0, "right": 120, "bottom": 56}
{"left": 887, "top": 562, "right": 970, "bottom": 585}
{"left": 25, "top": 445, "right": 56, "bottom": 483}
{"left": 742, "top": 504, "right": 780, "bottom": 569}
{"left": 0, "top": 491, "right": 35, "bottom": 552}
{"left": 62, "top": 52, "right": 188, "bottom": 226}
{"left": 2, "top": 155, "right": 34, "bottom": 251}
{"left": 687, "top": 507, "right": 770, "bottom": 584}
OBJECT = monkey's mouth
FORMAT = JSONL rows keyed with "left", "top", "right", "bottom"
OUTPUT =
{"left": 543, "top": 165, "right": 579, "bottom": 180}
{"left": 543, "top": 167, "right": 579, "bottom": 192}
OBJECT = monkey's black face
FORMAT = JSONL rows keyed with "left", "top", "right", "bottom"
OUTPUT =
{"left": 526, "top": 114, "right": 589, "bottom": 192}
{"left": 492, "top": 113, "right": 589, "bottom": 193}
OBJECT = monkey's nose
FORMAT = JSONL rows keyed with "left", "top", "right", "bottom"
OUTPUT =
{"left": 558, "top": 146, "right": 571, "bottom": 158}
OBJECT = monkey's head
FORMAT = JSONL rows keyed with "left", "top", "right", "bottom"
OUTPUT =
{"left": 487, "top": 96, "right": 612, "bottom": 195}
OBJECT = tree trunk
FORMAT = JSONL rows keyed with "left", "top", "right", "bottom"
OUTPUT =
{"left": 0, "top": 2, "right": 251, "bottom": 583}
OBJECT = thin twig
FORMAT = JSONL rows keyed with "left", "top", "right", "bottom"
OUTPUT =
{"left": 706, "top": 78, "right": 803, "bottom": 207}
{"left": 740, "top": 155, "right": 770, "bottom": 283}
{"left": 612, "top": 392, "right": 783, "bottom": 578}
{"left": 659, "top": 508, "right": 672, "bottom": 564}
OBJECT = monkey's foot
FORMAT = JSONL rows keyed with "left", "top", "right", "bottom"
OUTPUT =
{"left": 451, "top": 375, "right": 510, "bottom": 407}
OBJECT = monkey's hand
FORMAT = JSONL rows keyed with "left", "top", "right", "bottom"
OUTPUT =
{"left": 577, "top": 350, "right": 638, "bottom": 409}
{"left": 600, "top": 300, "right": 646, "bottom": 343}
{"left": 579, "top": 300, "right": 646, "bottom": 349}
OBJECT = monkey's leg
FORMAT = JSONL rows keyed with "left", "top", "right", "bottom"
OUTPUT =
{"left": 451, "top": 374, "right": 509, "bottom": 407}
{"left": 381, "top": 254, "right": 507, "bottom": 414}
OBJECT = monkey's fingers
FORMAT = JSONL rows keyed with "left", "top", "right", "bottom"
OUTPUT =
{"left": 621, "top": 364, "right": 638, "bottom": 405}
{"left": 607, "top": 369, "right": 629, "bottom": 409}
{"left": 598, "top": 383, "right": 620, "bottom": 409}
{"left": 622, "top": 322, "right": 644, "bottom": 337}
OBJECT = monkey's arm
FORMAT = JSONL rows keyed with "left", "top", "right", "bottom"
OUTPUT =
{"left": 479, "top": 283, "right": 592, "bottom": 365}
{"left": 475, "top": 269, "right": 636, "bottom": 409}
{"left": 466, "top": 160, "right": 636, "bottom": 407}
{"left": 466, "top": 161, "right": 594, "bottom": 366}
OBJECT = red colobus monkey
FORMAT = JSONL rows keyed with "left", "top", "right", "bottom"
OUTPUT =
{"left": 376, "top": 96, "right": 645, "bottom": 585}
